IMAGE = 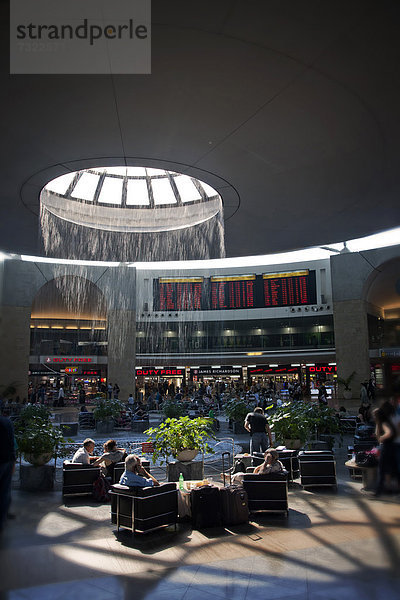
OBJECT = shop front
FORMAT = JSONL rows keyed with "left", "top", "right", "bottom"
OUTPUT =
{"left": 135, "top": 366, "right": 186, "bottom": 400}
{"left": 247, "top": 364, "right": 301, "bottom": 399}
{"left": 305, "top": 363, "right": 337, "bottom": 399}
{"left": 29, "top": 356, "right": 107, "bottom": 404}
{"left": 189, "top": 366, "right": 243, "bottom": 390}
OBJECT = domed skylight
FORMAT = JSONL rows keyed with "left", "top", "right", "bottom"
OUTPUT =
{"left": 41, "top": 167, "right": 223, "bottom": 233}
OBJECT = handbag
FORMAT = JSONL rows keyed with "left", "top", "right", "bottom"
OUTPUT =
{"left": 355, "top": 449, "right": 379, "bottom": 467}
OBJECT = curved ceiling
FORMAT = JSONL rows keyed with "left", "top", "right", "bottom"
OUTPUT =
{"left": 1, "top": 0, "right": 400, "bottom": 259}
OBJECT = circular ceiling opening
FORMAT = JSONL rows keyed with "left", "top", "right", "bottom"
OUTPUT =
{"left": 41, "top": 166, "right": 223, "bottom": 233}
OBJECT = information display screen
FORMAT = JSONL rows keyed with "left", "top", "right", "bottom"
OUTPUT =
{"left": 211, "top": 275, "right": 256, "bottom": 310}
{"left": 153, "top": 270, "right": 317, "bottom": 310}
{"left": 156, "top": 277, "right": 204, "bottom": 311}
{"left": 263, "top": 271, "right": 316, "bottom": 307}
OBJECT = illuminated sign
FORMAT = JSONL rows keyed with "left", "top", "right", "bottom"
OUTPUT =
{"left": 306, "top": 365, "right": 337, "bottom": 374}
{"left": 190, "top": 366, "right": 242, "bottom": 377}
{"left": 153, "top": 271, "right": 317, "bottom": 311}
{"left": 156, "top": 277, "right": 203, "bottom": 311}
{"left": 64, "top": 367, "right": 79, "bottom": 374}
{"left": 42, "top": 356, "right": 95, "bottom": 363}
{"left": 211, "top": 275, "right": 255, "bottom": 310}
{"left": 136, "top": 367, "right": 185, "bottom": 377}
{"left": 263, "top": 270, "right": 316, "bottom": 307}
{"left": 248, "top": 365, "right": 300, "bottom": 375}
{"left": 82, "top": 369, "right": 101, "bottom": 376}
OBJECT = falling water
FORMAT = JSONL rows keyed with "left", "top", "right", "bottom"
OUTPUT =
{"left": 37, "top": 179, "right": 226, "bottom": 394}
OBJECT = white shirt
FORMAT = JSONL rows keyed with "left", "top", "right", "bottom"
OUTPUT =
{"left": 72, "top": 447, "right": 91, "bottom": 465}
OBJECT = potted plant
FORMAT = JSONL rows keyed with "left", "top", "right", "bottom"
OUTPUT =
{"left": 93, "top": 398, "right": 125, "bottom": 433}
{"left": 269, "top": 402, "right": 310, "bottom": 449}
{"left": 144, "top": 416, "right": 216, "bottom": 465}
{"left": 14, "top": 406, "right": 70, "bottom": 466}
{"left": 337, "top": 370, "right": 356, "bottom": 400}
{"left": 224, "top": 398, "right": 250, "bottom": 434}
{"left": 162, "top": 398, "right": 185, "bottom": 419}
{"left": 302, "top": 402, "right": 343, "bottom": 449}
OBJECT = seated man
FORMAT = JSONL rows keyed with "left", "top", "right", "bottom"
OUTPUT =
{"left": 71, "top": 438, "right": 95, "bottom": 464}
{"left": 91, "top": 439, "right": 126, "bottom": 477}
{"left": 119, "top": 454, "right": 160, "bottom": 487}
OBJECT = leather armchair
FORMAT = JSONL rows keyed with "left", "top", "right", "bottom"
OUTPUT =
{"left": 242, "top": 472, "right": 288, "bottom": 516}
{"left": 62, "top": 461, "right": 101, "bottom": 497}
{"left": 110, "top": 482, "right": 178, "bottom": 534}
{"left": 298, "top": 450, "right": 337, "bottom": 488}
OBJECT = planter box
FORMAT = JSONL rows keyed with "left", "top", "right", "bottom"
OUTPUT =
{"left": 95, "top": 419, "right": 114, "bottom": 434}
{"left": 167, "top": 460, "right": 203, "bottom": 482}
{"left": 21, "top": 464, "right": 55, "bottom": 491}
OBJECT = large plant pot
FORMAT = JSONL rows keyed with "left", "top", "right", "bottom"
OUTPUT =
{"left": 95, "top": 418, "right": 114, "bottom": 434}
{"left": 284, "top": 439, "right": 302, "bottom": 450}
{"left": 343, "top": 390, "right": 352, "bottom": 400}
{"left": 20, "top": 464, "right": 55, "bottom": 491}
{"left": 176, "top": 449, "right": 199, "bottom": 462}
{"left": 24, "top": 452, "right": 53, "bottom": 466}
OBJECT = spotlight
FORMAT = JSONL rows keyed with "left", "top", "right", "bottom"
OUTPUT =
{"left": 304, "top": 307, "right": 309, "bottom": 312}
{"left": 290, "top": 308, "right": 296, "bottom": 313}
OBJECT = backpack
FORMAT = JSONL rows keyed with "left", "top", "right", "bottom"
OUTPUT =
{"left": 92, "top": 475, "right": 111, "bottom": 502}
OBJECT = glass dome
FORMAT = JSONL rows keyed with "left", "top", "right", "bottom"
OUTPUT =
{"left": 41, "top": 167, "right": 223, "bottom": 233}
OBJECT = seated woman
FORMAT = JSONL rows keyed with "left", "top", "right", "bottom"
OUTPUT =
{"left": 119, "top": 454, "right": 160, "bottom": 487}
{"left": 222, "top": 448, "right": 284, "bottom": 485}
{"left": 91, "top": 439, "right": 126, "bottom": 477}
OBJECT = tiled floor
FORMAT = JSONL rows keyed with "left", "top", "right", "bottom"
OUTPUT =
{"left": 1, "top": 441, "right": 399, "bottom": 600}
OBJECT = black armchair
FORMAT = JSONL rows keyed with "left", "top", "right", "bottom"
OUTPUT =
{"left": 242, "top": 472, "right": 288, "bottom": 516}
{"left": 62, "top": 461, "right": 101, "bottom": 497}
{"left": 298, "top": 450, "right": 337, "bottom": 488}
{"left": 110, "top": 483, "right": 178, "bottom": 534}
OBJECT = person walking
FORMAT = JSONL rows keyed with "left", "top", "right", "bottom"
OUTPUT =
{"left": 244, "top": 406, "right": 273, "bottom": 454}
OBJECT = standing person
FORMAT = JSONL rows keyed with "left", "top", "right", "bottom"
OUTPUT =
{"left": 318, "top": 382, "right": 328, "bottom": 405}
{"left": 373, "top": 404, "right": 396, "bottom": 496}
{"left": 107, "top": 383, "right": 113, "bottom": 400}
{"left": 58, "top": 385, "right": 65, "bottom": 407}
{"left": 113, "top": 383, "right": 120, "bottom": 399}
{"left": 0, "top": 416, "right": 16, "bottom": 532}
{"left": 244, "top": 406, "right": 273, "bottom": 455}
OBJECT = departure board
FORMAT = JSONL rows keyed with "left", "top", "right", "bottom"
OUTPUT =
{"left": 156, "top": 277, "right": 203, "bottom": 311}
{"left": 153, "top": 270, "right": 317, "bottom": 310}
{"left": 263, "top": 270, "right": 316, "bottom": 307}
{"left": 211, "top": 275, "right": 256, "bottom": 310}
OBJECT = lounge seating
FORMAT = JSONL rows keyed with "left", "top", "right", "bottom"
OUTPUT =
{"left": 242, "top": 472, "right": 288, "bottom": 516}
{"left": 298, "top": 450, "right": 337, "bottom": 489}
{"left": 110, "top": 483, "right": 178, "bottom": 534}
{"left": 62, "top": 461, "right": 101, "bottom": 497}
{"left": 109, "top": 460, "right": 150, "bottom": 485}
{"left": 252, "top": 449, "right": 299, "bottom": 481}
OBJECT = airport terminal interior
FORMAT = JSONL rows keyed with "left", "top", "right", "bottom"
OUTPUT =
{"left": 1, "top": 1, "right": 400, "bottom": 599}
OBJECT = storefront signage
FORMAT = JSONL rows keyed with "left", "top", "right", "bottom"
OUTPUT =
{"left": 136, "top": 367, "right": 185, "bottom": 377}
{"left": 82, "top": 369, "right": 101, "bottom": 376}
{"left": 190, "top": 366, "right": 242, "bottom": 377}
{"left": 380, "top": 348, "right": 400, "bottom": 358}
{"left": 64, "top": 367, "right": 79, "bottom": 374}
{"left": 41, "top": 356, "right": 96, "bottom": 364}
{"left": 29, "top": 370, "right": 56, "bottom": 376}
{"left": 248, "top": 365, "right": 299, "bottom": 375}
{"left": 306, "top": 365, "right": 337, "bottom": 374}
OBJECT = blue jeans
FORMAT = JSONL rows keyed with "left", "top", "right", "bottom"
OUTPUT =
{"left": 0, "top": 461, "right": 13, "bottom": 529}
{"left": 250, "top": 432, "right": 268, "bottom": 455}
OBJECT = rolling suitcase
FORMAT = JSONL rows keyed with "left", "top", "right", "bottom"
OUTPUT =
{"left": 191, "top": 485, "right": 222, "bottom": 529}
{"left": 220, "top": 452, "right": 249, "bottom": 526}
